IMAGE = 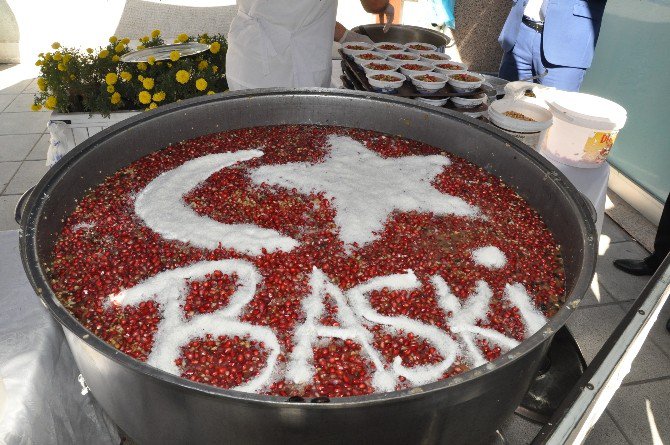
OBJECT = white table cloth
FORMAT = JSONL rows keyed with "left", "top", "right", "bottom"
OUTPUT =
{"left": 0, "top": 230, "right": 119, "bottom": 445}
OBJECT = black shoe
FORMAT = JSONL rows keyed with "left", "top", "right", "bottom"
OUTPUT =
{"left": 613, "top": 257, "right": 658, "bottom": 276}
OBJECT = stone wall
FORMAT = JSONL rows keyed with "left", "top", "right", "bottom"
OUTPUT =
{"left": 0, "top": 0, "right": 20, "bottom": 63}
{"left": 452, "top": 0, "right": 510, "bottom": 74}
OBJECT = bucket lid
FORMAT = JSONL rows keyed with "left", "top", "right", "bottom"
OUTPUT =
{"left": 548, "top": 92, "right": 627, "bottom": 128}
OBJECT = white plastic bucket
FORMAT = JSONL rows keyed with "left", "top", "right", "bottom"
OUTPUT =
{"left": 487, "top": 99, "right": 553, "bottom": 150}
{"left": 543, "top": 92, "right": 627, "bottom": 168}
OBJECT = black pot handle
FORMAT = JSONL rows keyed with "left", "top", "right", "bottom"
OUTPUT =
{"left": 14, "top": 186, "right": 34, "bottom": 225}
{"left": 579, "top": 192, "right": 597, "bottom": 224}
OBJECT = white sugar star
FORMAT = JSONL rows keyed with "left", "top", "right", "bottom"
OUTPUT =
{"left": 250, "top": 135, "right": 480, "bottom": 249}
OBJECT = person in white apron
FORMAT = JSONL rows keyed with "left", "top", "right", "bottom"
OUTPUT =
{"left": 226, "top": 0, "right": 393, "bottom": 90}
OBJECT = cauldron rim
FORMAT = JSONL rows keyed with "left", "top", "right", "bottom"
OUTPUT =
{"left": 19, "top": 88, "right": 597, "bottom": 407}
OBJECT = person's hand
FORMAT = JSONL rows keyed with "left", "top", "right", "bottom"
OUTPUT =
{"left": 379, "top": 3, "right": 395, "bottom": 33}
{"left": 339, "top": 29, "right": 374, "bottom": 44}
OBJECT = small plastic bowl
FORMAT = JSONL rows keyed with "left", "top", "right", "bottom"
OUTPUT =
{"left": 405, "top": 42, "right": 438, "bottom": 54}
{"left": 450, "top": 93, "right": 487, "bottom": 108}
{"left": 387, "top": 52, "right": 420, "bottom": 62}
{"left": 373, "top": 42, "right": 406, "bottom": 53}
{"left": 432, "top": 61, "right": 468, "bottom": 75}
{"left": 419, "top": 51, "right": 451, "bottom": 63}
{"left": 398, "top": 60, "right": 435, "bottom": 76}
{"left": 416, "top": 97, "right": 449, "bottom": 107}
{"left": 409, "top": 72, "right": 448, "bottom": 93}
{"left": 361, "top": 60, "right": 400, "bottom": 76}
{"left": 353, "top": 52, "right": 387, "bottom": 66}
{"left": 447, "top": 71, "right": 485, "bottom": 93}
{"left": 366, "top": 72, "right": 407, "bottom": 93}
{"left": 342, "top": 42, "right": 375, "bottom": 57}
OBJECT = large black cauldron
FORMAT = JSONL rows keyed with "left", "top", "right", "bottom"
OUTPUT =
{"left": 18, "top": 89, "right": 596, "bottom": 444}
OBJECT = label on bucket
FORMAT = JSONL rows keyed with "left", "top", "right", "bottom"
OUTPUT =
{"left": 584, "top": 130, "right": 618, "bottom": 163}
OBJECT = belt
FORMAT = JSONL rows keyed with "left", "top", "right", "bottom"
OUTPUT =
{"left": 522, "top": 16, "right": 544, "bottom": 33}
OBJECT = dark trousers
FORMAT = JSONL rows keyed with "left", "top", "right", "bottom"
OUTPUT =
{"left": 649, "top": 193, "right": 670, "bottom": 268}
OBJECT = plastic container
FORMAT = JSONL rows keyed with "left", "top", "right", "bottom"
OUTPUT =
{"left": 409, "top": 72, "right": 448, "bottom": 93}
{"left": 432, "top": 61, "right": 467, "bottom": 76}
{"left": 503, "top": 81, "right": 556, "bottom": 109}
{"left": 353, "top": 52, "right": 387, "bottom": 66}
{"left": 361, "top": 60, "right": 399, "bottom": 76}
{"left": 342, "top": 42, "right": 374, "bottom": 57}
{"left": 366, "top": 72, "right": 406, "bottom": 93}
{"left": 543, "top": 92, "right": 627, "bottom": 168}
{"left": 487, "top": 99, "right": 553, "bottom": 150}
{"left": 373, "top": 42, "right": 406, "bottom": 53}
{"left": 447, "top": 72, "right": 485, "bottom": 93}
{"left": 405, "top": 42, "right": 437, "bottom": 53}
{"left": 398, "top": 60, "right": 435, "bottom": 76}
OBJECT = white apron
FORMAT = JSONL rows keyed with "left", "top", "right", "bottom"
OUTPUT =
{"left": 226, "top": 0, "right": 337, "bottom": 90}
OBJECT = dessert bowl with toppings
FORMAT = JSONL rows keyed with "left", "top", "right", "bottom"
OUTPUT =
{"left": 419, "top": 51, "right": 451, "bottom": 63}
{"left": 405, "top": 42, "right": 438, "bottom": 53}
{"left": 387, "top": 52, "right": 420, "bottom": 62}
{"left": 18, "top": 90, "right": 595, "bottom": 445}
{"left": 409, "top": 72, "right": 449, "bottom": 93}
{"left": 450, "top": 93, "right": 487, "bottom": 109}
{"left": 361, "top": 60, "right": 400, "bottom": 75}
{"left": 433, "top": 61, "right": 468, "bottom": 76}
{"left": 366, "top": 72, "right": 407, "bottom": 93}
{"left": 342, "top": 42, "right": 375, "bottom": 57}
{"left": 353, "top": 51, "right": 387, "bottom": 66}
{"left": 373, "top": 42, "right": 406, "bottom": 53}
{"left": 398, "top": 60, "right": 435, "bottom": 76}
{"left": 447, "top": 72, "right": 485, "bottom": 93}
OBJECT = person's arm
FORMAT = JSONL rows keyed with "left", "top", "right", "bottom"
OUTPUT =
{"left": 361, "top": 0, "right": 394, "bottom": 30}
{"left": 334, "top": 21, "right": 374, "bottom": 43}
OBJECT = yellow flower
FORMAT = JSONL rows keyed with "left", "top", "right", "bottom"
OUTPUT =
{"left": 137, "top": 62, "right": 147, "bottom": 71}
{"left": 44, "top": 53, "right": 52, "bottom": 61}
{"left": 112, "top": 55, "right": 120, "bottom": 62}
{"left": 114, "top": 43, "right": 125, "bottom": 53}
{"left": 198, "top": 38, "right": 206, "bottom": 44}
{"left": 138, "top": 75, "right": 144, "bottom": 82}
{"left": 140, "top": 36, "right": 150, "bottom": 43}
{"left": 212, "top": 65, "right": 219, "bottom": 73}
{"left": 31, "top": 103, "right": 42, "bottom": 111}
{"left": 210, "top": 41, "right": 221, "bottom": 54}
{"left": 142, "top": 77, "right": 155, "bottom": 90}
{"left": 195, "top": 78, "right": 207, "bottom": 91}
{"left": 149, "top": 102, "right": 158, "bottom": 110}
{"left": 53, "top": 52, "right": 62, "bottom": 61}
{"left": 86, "top": 48, "right": 93, "bottom": 54}
{"left": 35, "top": 60, "right": 43, "bottom": 67}
{"left": 151, "top": 29, "right": 161, "bottom": 38}
{"left": 120, "top": 71, "right": 132, "bottom": 81}
{"left": 51, "top": 42, "right": 61, "bottom": 49}
{"left": 136, "top": 45, "right": 145, "bottom": 51}
{"left": 99, "top": 49, "right": 109, "bottom": 59}
{"left": 109, "top": 36, "right": 118, "bottom": 44}
{"left": 175, "top": 70, "right": 190, "bottom": 84}
{"left": 37, "top": 78, "right": 46, "bottom": 91}
{"left": 107, "top": 85, "right": 115, "bottom": 93}
{"left": 138, "top": 91, "right": 152, "bottom": 104}
{"left": 152, "top": 91, "right": 166, "bottom": 102}
{"left": 169, "top": 50, "right": 180, "bottom": 62}
{"left": 69, "top": 74, "right": 76, "bottom": 80}
{"left": 177, "top": 33, "right": 189, "bottom": 43}
{"left": 57, "top": 63, "right": 66, "bottom": 71}
{"left": 198, "top": 60, "right": 208, "bottom": 70}
{"left": 38, "top": 52, "right": 44, "bottom": 58}
{"left": 207, "top": 91, "right": 215, "bottom": 95}
{"left": 105, "top": 72, "right": 118, "bottom": 85}
{"left": 111, "top": 92, "right": 121, "bottom": 104}
{"left": 63, "top": 54, "right": 72, "bottom": 64}
{"left": 147, "top": 56, "right": 156, "bottom": 65}
{"left": 45, "top": 96, "right": 57, "bottom": 110}
{"left": 121, "top": 38, "right": 130, "bottom": 45}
